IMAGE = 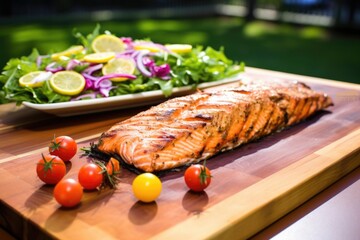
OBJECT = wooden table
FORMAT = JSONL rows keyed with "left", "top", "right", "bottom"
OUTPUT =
{"left": 0, "top": 67, "right": 359, "bottom": 240}
{"left": 252, "top": 165, "right": 360, "bottom": 240}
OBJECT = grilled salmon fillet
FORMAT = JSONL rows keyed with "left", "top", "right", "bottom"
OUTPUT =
{"left": 96, "top": 77, "right": 333, "bottom": 172}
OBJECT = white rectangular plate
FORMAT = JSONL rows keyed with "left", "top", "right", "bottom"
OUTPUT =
{"left": 23, "top": 75, "right": 242, "bottom": 117}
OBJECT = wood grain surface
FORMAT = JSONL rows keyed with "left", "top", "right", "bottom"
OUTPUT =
{"left": 0, "top": 67, "right": 359, "bottom": 240}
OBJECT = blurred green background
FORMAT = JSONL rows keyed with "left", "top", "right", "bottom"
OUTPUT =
{"left": 1, "top": 0, "right": 360, "bottom": 84}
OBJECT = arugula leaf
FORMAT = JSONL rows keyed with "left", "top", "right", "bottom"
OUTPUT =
{"left": 42, "top": 80, "right": 71, "bottom": 103}
{"left": 0, "top": 48, "right": 72, "bottom": 104}
{"left": 73, "top": 24, "right": 100, "bottom": 54}
{"left": 1, "top": 49, "right": 40, "bottom": 104}
{"left": 154, "top": 46, "right": 242, "bottom": 89}
{"left": 149, "top": 78, "right": 173, "bottom": 97}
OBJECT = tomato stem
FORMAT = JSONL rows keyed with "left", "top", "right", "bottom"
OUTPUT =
{"left": 38, "top": 153, "right": 57, "bottom": 176}
{"left": 49, "top": 134, "right": 64, "bottom": 151}
{"left": 199, "top": 159, "right": 211, "bottom": 185}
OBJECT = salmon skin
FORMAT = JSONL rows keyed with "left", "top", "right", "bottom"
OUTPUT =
{"left": 95, "top": 78, "right": 333, "bottom": 172}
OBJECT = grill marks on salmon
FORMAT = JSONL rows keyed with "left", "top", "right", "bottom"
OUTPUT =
{"left": 96, "top": 78, "right": 333, "bottom": 172}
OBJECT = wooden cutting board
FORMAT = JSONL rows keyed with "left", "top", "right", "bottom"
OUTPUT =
{"left": 0, "top": 68, "right": 359, "bottom": 240}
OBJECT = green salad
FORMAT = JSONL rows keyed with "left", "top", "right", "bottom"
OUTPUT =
{"left": 0, "top": 25, "right": 244, "bottom": 105}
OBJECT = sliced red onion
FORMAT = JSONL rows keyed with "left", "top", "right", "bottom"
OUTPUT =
{"left": 45, "top": 62, "right": 63, "bottom": 73}
{"left": 142, "top": 56, "right": 154, "bottom": 67}
{"left": 66, "top": 59, "right": 82, "bottom": 70}
{"left": 121, "top": 37, "right": 133, "bottom": 45}
{"left": 83, "top": 64, "right": 103, "bottom": 75}
{"left": 136, "top": 50, "right": 152, "bottom": 77}
{"left": 99, "top": 86, "right": 117, "bottom": 97}
{"left": 94, "top": 73, "right": 136, "bottom": 89}
{"left": 99, "top": 79, "right": 112, "bottom": 88}
{"left": 131, "top": 51, "right": 139, "bottom": 59}
{"left": 33, "top": 71, "right": 53, "bottom": 83}
{"left": 151, "top": 63, "right": 171, "bottom": 78}
{"left": 160, "top": 75, "right": 171, "bottom": 81}
{"left": 82, "top": 73, "right": 99, "bottom": 82}
{"left": 36, "top": 55, "right": 48, "bottom": 68}
{"left": 72, "top": 92, "right": 99, "bottom": 101}
{"left": 36, "top": 56, "right": 42, "bottom": 68}
{"left": 116, "top": 50, "right": 135, "bottom": 58}
{"left": 121, "top": 37, "right": 134, "bottom": 50}
{"left": 84, "top": 78, "right": 94, "bottom": 90}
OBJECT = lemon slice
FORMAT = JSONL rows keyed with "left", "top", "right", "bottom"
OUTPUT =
{"left": 91, "top": 34, "right": 125, "bottom": 53}
{"left": 83, "top": 52, "right": 116, "bottom": 63}
{"left": 133, "top": 44, "right": 161, "bottom": 53}
{"left": 102, "top": 58, "right": 136, "bottom": 82}
{"left": 50, "top": 71, "right": 86, "bottom": 96}
{"left": 19, "top": 71, "right": 52, "bottom": 88}
{"left": 51, "top": 45, "right": 84, "bottom": 61}
{"left": 165, "top": 44, "right": 192, "bottom": 54}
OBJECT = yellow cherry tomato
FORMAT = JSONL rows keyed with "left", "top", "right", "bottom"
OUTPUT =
{"left": 132, "top": 173, "right": 162, "bottom": 203}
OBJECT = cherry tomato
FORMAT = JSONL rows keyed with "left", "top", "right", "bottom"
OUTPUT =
{"left": 78, "top": 163, "right": 104, "bottom": 190}
{"left": 54, "top": 178, "right": 83, "bottom": 208}
{"left": 132, "top": 173, "right": 162, "bottom": 203}
{"left": 36, "top": 154, "right": 66, "bottom": 185}
{"left": 49, "top": 135, "right": 77, "bottom": 161}
{"left": 184, "top": 164, "right": 212, "bottom": 192}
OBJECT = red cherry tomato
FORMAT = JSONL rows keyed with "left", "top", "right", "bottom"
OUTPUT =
{"left": 184, "top": 164, "right": 212, "bottom": 192}
{"left": 78, "top": 163, "right": 104, "bottom": 190}
{"left": 36, "top": 154, "right": 66, "bottom": 185}
{"left": 54, "top": 178, "right": 83, "bottom": 208}
{"left": 49, "top": 135, "right": 77, "bottom": 161}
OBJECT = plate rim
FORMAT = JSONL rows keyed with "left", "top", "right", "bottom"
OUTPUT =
{"left": 22, "top": 74, "right": 242, "bottom": 115}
